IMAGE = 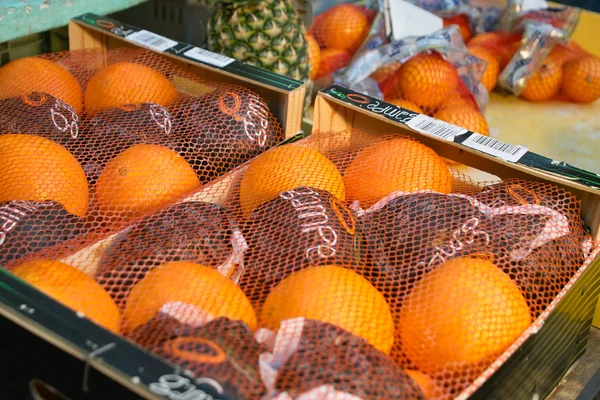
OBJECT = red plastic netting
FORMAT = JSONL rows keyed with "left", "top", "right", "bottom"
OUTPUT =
{"left": 0, "top": 119, "right": 595, "bottom": 399}
{"left": 0, "top": 48, "right": 284, "bottom": 245}
{"left": 308, "top": 4, "right": 377, "bottom": 80}
{"left": 375, "top": 51, "right": 489, "bottom": 136}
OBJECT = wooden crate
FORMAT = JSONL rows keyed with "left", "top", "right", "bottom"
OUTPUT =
{"left": 68, "top": 13, "right": 306, "bottom": 139}
{"left": 2, "top": 84, "right": 600, "bottom": 399}
{"left": 312, "top": 85, "right": 600, "bottom": 400}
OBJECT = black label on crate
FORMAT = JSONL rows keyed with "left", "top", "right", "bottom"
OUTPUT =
{"left": 0, "top": 269, "right": 234, "bottom": 400}
{"left": 321, "top": 84, "right": 600, "bottom": 190}
{"left": 73, "top": 14, "right": 303, "bottom": 92}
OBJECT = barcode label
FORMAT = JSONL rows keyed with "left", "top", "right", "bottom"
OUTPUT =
{"left": 184, "top": 47, "right": 235, "bottom": 68}
{"left": 125, "top": 30, "right": 177, "bottom": 52}
{"left": 462, "top": 133, "right": 528, "bottom": 162}
{"left": 406, "top": 114, "right": 467, "bottom": 141}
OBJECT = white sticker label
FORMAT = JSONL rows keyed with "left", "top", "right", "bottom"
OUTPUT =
{"left": 462, "top": 133, "right": 528, "bottom": 163}
{"left": 406, "top": 114, "right": 467, "bottom": 141}
{"left": 388, "top": 0, "right": 443, "bottom": 41}
{"left": 125, "top": 30, "right": 177, "bottom": 52}
{"left": 184, "top": 47, "right": 235, "bottom": 68}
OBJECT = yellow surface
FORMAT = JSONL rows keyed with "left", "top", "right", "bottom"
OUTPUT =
{"left": 483, "top": 93, "right": 600, "bottom": 174}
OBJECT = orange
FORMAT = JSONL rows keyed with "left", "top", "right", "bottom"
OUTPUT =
{"left": 317, "top": 4, "right": 369, "bottom": 52}
{"left": 496, "top": 40, "right": 521, "bottom": 70}
{"left": 400, "top": 256, "right": 531, "bottom": 374}
{"left": 370, "top": 62, "right": 402, "bottom": 87}
{"left": 549, "top": 42, "right": 587, "bottom": 67}
{"left": 239, "top": 145, "right": 345, "bottom": 217}
{"left": 562, "top": 56, "right": 600, "bottom": 103}
{"left": 85, "top": 62, "right": 178, "bottom": 114}
{"left": 388, "top": 99, "right": 423, "bottom": 113}
{"left": 316, "top": 48, "right": 352, "bottom": 79}
{"left": 306, "top": 34, "right": 321, "bottom": 80}
{"left": 96, "top": 144, "right": 200, "bottom": 217}
{"left": 393, "top": 53, "right": 459, "bottom": 110}
{"left": 0, "top": 57, "right": 82, "bottom": 114}
{"left": 443, "top": 14, "right": 472, "bottom": 43}
{"left": 343, "top": 138, "right": 452, "bottom": 207}
{"left": 468, "top": 32, "right": 522, "bottom": 70}
{"left": 519, "top": 52, "right": 562, "bottom": 102}
{"left": 123, "top": 261, "right": 256, "bottom": 333}
{"left": 0, "top": 134, "right": 89, "bottom": 217}
{"left": 260, "top": 265, "right": 394, "bottom": 354}
{"left": 406, "top": 370, "right": 436, "bottom": 399}
{"left": 442, "top": 91, "right": 479, "bottom": 110}
{"left": 12, "top": 260, "right": 120, "bottom": 332}
{"left": 468, "top": 46, "right": 500, "bottom": 92}
{"left": 434, "top": 106, "right": 489, "bottom": 136}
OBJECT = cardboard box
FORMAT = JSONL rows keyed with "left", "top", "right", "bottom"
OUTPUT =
{"left": 68, "top": 13, "right": 306, "bottom": 139}
{"left": 2, "top": 84, "right": 599, "bottom": 398}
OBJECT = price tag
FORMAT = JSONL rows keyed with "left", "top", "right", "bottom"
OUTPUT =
{"left": 125, "top": 30, "right": 177, "bottom": 52}
{"left": 462, "top": 133, "right": 528, "bottom": 163}
{"left": 184, "top": 47, "right": 235, "bottom": 68}
{"left": 406, "top": 114, "right": 467, "bottom": 141}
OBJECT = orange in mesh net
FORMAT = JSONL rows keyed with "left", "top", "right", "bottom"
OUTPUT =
{"left": 370, "top": 61, "right": 402, "bottom": 87}
{"left": 260, "top": 265, "right": 395, "bottom": 355}
{"left": 84, "top": 62, "right": 178, "bottom": 114}
{"left": 550, "top": 41, "right": 588, "bottom": 67}
{"left": 467, "top": 46, "right": 499, "bottom": 92}
{"left": 343, "top": 138, "right": 453, "bottom": 207}
{"left": 406, "top": 369, "right": 438, "bottom": 399}
{"left": 383, "top": 53, "right": 460, "bottom": 113}
{"left": 387, "top": 98, "right": 424, "bottom": 114}
{"left": 311, "top": 4, "right": 370, "bottom": 53}
{"left": 0, "top": 134, "right": 89, "bottom": 218}
{"left": 443, "top": 14, "right": 472, "bottom": 43}
{"left": 520, "top": 50, "right": 563, "bottom": 102}
{"left": 399, "top": 256, "right": 532, "bottom": 375}
{"left": 122, "top": 261, "right": 257, "bottom": 334}
{"left": 315, "top": 48, "right": 352, "bottom": 80}
{"left": 12, "top": 259, "right": 120, "bottom": 332}
{"left": 562, "top": 55, "right": 600, "bottom": 103}
{"left": 0, "top": 57, "right": 83, "bottom": 113}
{"left": 306, "top": 34, "right": 321, "bottom": 80}
{"left": 467, "top": 32, "right": 522, "bottom": 70}
{"left": 434, "top": 106, "right": 490, "bottom": 136}
{"left": 238, "top": 145, "right": 346, "bottom": 217}
{"left": 95, "top": 143, "right": 201, "bottom": 218}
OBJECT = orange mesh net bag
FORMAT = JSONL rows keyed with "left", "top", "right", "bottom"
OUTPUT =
{"left": 495, "top": 6, "right": 600, "bottom": 104}
{"left": 2, "top": 121, "right": 596, "bottom": 399}
{"left": 308, "top": 2, "right": 380, "bottom": 81}
{"left": 0, "top": 48, "right": 284, "bottom": 264}
{"left": 336, "top": 26, "right": 491, "bottom": 138}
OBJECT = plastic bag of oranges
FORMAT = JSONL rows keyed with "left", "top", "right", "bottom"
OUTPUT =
{"left": 495, "top": 5, "right": 600, "bottom": 103}
{"left": 307, "top": 0, "right": 386, "bottom": 85}
{"left": 0, "top": 47, "right": 285, "bottom": 265}
{"left": 337, "top": 26, "right": 491, "bottom": 136}
{"left": 2, "top": 125, "right": 595, "bottom": 399}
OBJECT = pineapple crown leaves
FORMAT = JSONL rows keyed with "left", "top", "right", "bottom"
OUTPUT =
{"left": 190, "top": 0, "right": 264, "bottom": 11}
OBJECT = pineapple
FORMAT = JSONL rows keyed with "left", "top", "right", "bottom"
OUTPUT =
{"left": 205, "top": 0, "right": 310, "bottom": 81}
